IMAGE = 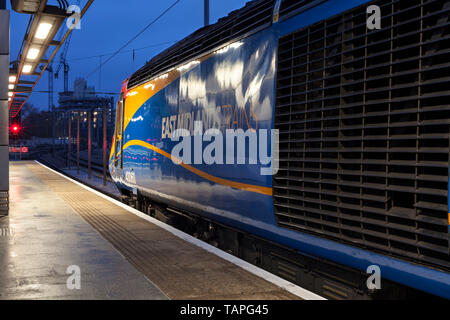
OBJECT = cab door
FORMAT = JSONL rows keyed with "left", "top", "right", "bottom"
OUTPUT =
{"left": 113, "top": 93, "right": 124, "bottom": 177}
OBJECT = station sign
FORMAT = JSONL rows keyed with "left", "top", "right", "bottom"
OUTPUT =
{"left": 9, "top": 146, "right": 29, "bottom": 153}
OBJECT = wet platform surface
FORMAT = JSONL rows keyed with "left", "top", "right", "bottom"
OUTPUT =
{"left": 0, "top": 161, "right": 298, "bottom": 300}
{"left": 0, "top": 161, "right": 167, "bottom": 300}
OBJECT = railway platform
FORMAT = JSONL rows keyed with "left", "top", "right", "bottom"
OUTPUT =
{"left": 0, "top": 161, "right": 316, "bottom": 300}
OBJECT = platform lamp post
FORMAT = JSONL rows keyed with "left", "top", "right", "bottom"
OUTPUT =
{"left": 77, "top": 112, "right": 80, "bottom": 175}
{"left": 52, "top": 103, "right": 55, "bottom": 157}
{"left": 103, "top": 104, "right": 107, "bottom": 186}
{"left": 67, "top": 113, "right": 71, "bottom": 169}
{"left": 88, "top": 110, "right": 91, "bottom": 180}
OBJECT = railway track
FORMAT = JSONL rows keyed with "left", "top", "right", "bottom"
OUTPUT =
{"left": 68, "top": 155, "right": 110, "bottom": 177}
{"left": 37, "top": 154, "right": 119, "bottom": 200}
{"left": 51, "top": 151, "right": 111, "bottom": 177}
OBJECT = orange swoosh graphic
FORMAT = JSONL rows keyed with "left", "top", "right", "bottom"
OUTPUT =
{"left": 122, "top": 140, "right": 273, "bottom": 196}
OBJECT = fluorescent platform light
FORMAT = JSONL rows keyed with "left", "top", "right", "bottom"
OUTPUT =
{"left": 9, "top": 75, "right": 16, "bottom": 83}
{"left": 22, "top": 64, "right": 33, "bottom": 73}
{"left": 35, "top": 22, "right": 53, "bottom": 40}
{"left": 8, "top": 92, "right": 13, "bottom": 97}
{"left": 8, "top": 84, "right": 14, "bottom": 90}
{"left": 27, "top": 48, "right": 40, "bottom": 60}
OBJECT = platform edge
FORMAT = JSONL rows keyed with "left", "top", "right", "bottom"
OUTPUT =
{"left": 35, "top": 160, "right": 326, "bottom": 300}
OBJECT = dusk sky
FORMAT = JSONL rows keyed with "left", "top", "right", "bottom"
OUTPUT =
{"left": 8, "top": 0, "right": 249, "bottom": 110}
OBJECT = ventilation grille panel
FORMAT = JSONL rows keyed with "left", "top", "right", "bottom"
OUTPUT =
{"left": 274, "top": 0, "right": 450, "bottom": 271}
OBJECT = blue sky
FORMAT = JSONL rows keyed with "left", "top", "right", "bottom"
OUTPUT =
{"left": 8, "top": 0, "right": 249, "bottom": 110}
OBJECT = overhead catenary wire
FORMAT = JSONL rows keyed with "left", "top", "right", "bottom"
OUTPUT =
{"left": 86, "top": 0, "right": 181, "bottom": 79}
{"left": 35, "top": 90, "right": 119, "bottom": 95}
{"left": 67, "top": 40, "right": 179, "bottom": 62}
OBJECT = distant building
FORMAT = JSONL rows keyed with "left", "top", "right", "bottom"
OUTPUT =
{"left": 73, "top": 78, "right": 96, "bottom": 100}
{"left": 56, "top": 78, "right": 115, "bottom": 147}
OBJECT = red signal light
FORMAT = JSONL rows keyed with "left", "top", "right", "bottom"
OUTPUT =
{"left": 10, "top": 124, "right": 21, "bottom": 134}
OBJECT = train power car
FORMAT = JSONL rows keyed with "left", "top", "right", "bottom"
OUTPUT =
{"left": 109, "top": 0, "right": 450, "bottom": 299}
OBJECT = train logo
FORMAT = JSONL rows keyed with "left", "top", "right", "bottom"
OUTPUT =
{"left": 170, "top": 121, "right": 279, "bottom": 176}
{"left": 125, "top": 170, "right": 137, "bottom": 184}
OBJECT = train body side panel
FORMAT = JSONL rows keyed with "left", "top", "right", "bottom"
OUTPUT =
{"left": 109, "top": 0, "right": 450, "bottom": 298}
{"left": 121, "top": 28, "right": 278, "bottom": 230}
